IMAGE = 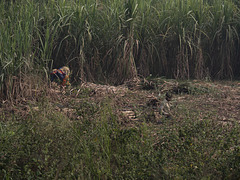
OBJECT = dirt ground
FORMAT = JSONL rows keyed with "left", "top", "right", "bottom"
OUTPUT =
{"left": 176, "top": 81, "right": 240, "bottom": 123}
{"left": 1, "top": 78, "right": 239, "bottom": 124}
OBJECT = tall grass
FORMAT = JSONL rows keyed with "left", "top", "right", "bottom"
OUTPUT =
{"left": 0, "top": 99, "right": 164, "bottom": 179}
{"left": 1, "top": 0, "right": 240, "bottom": 98}
{"left": 1, "top": 91, "right": 239, "bottom": 179}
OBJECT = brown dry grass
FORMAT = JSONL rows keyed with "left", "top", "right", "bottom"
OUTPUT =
{"left": 1, "top": 77, "right": 239, "bottom": 126}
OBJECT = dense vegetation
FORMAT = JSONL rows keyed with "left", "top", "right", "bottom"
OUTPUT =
{"left": 1, "top": 0, "right": 240, "bottom": 98}
{"left": 0, "top": 0, "right": 240, "bottom": 179}
{"left": 1, "top": 81, "right": 240, "bottom": 179}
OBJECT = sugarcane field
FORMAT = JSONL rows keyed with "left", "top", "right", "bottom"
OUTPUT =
{"left": 0, "top": 0, "right": 240, "bottom": 179}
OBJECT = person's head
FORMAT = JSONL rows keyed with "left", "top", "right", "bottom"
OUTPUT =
{"left": 50, "top": 66, "right": 71, "bottom": 86}
{"left": 50, "top": 68, "right": 65, "bottom": 82}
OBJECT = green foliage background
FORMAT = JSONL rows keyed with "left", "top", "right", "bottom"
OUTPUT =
{"left": 1, "top": 0, "right": 240, "bottom": 93}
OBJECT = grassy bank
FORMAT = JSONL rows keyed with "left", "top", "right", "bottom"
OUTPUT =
{"left": 0, "top": 98, "right": 240, "bottom": 179}
{"left": 1, "top": 80, "right": 240, "bottom": 179}
{"left": 0, "top": 99, "right": 164, "bottom": 179}
{"left": 1, "top": 0, "right": 240, "bottom": 99}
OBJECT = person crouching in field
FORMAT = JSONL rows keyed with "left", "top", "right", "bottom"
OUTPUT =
{"left": 50, "top": 66, "right": 71, "bottom": 86}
